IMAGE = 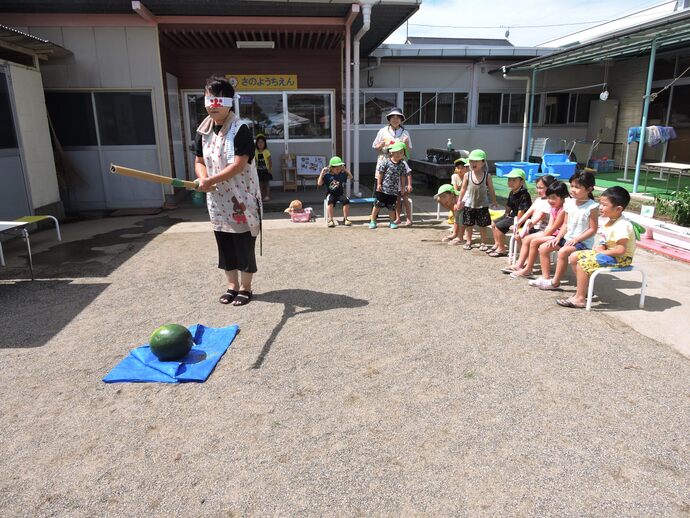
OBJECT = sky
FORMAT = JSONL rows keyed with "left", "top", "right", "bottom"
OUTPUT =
{"left": 383, "top": 0, "right": 678, "bottom": 47}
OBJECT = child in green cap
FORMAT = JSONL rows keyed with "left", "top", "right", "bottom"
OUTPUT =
{"left": 318, "top": 156, "right": 353, "bottom": 227}
{"left": 456, "top": 149, "right": 498, "bottom": 250}
{"left": 489, "top": 168, "right": 532, "bottom": 257}
{"left": 370, "top": 141, "right": 407, "bottom": 229}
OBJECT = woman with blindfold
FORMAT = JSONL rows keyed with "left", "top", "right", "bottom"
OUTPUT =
{"left": 195, "top": 75, "right": 261, "bottom": 306}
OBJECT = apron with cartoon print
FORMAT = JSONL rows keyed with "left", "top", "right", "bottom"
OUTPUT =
{"left": 199, "top": 113, "right": 262, "bottom": 237}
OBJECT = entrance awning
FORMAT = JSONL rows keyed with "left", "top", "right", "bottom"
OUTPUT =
{"left": 0, "top": 24, "right": 72, "bottom": 61}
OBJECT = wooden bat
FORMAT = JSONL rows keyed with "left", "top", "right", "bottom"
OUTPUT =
{"left": 110, "top": 164, "right": 199, "bottom": 189}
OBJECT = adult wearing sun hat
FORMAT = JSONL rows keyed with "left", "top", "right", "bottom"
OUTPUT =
{"left": 372, "top": 107, "right": 414, "bottom": 225}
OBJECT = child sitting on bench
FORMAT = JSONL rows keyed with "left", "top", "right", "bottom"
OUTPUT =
{"left": 557, "top": 186, "right": 636, "bottom": 308}
{"left": 318, "top": 156, "right": 353, "bottom": 227}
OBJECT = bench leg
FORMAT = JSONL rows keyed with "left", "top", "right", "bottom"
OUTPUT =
{"left": 323, "top": 199, "right": 328, "bottom": 226}
{"left": 45, "top": 215, "right": 61, "bottom": 241}
{"left": 22, "top": 229, "right": 34, "bottom": 281}
{"left": 0, "top": 242, "right": 4, "bottom": 267}
{"left": 586, "top": 269, "right": 602, "bottom": 311}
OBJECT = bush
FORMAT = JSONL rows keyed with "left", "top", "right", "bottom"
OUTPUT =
{"left": 656, "top": 188, "right": 690, "bottom": 227}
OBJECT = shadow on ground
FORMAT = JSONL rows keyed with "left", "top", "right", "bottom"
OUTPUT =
{"left": 0, "top": 215, "right": 188, "bottom": 281}
{"left": 585, "top": 277, "right": 682, "bottom": 312}
{"left": 251, "top": 288, "right": 369, "bottom": 369}
{"left": 0, "top": 280, "right": 109, "bottom": 348}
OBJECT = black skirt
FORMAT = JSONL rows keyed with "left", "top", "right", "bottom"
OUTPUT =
{"left": 214, "top": 231, "right": 257, "bottom": 273}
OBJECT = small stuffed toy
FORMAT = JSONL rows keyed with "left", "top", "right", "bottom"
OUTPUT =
{"left": 284, "top": 200, "right": 303, "bottom": 214}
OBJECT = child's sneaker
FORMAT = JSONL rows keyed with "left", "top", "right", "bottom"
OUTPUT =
{"left": 528, "top": 277, "right": 545, "bottom": 287}
{"left": 389, "top": 222, "right": 398, "bottom": 229}
{"left": 327, "top": 219, "right": 335, "bottom": 228}
{"left": 368, "top": 221, "right": 377, "bottom": 229}
{"left": 343, "top": 218, "right": 352, "bottom": 226}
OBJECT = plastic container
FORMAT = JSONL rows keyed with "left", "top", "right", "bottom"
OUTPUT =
{"left": 541, "top": 154, "right": 577, "bottom": 179}
{"left": 495, "top": 161, "right": 540, "bottom": 182}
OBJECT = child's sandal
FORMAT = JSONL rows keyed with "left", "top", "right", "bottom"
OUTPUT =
{"left": 479, "top": 244, "right": 490, "bottom": 252}
{"left": 463, "top": 243, "right": 473, "bottom": 250}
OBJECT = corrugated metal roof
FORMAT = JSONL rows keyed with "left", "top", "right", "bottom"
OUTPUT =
{"left": 0, "top": 24, "right": 71, "bottom": 59}
{"left": 502, "top": 8, "right": 690, "bottom": 73}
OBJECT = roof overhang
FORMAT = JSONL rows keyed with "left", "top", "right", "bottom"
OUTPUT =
{"left": 0, "top": 24, "right": 71, "bottom": 62}
{"left": 372, "top": 43, "right": 558, "bottom": 60}
{"left": 0, "top": 1, "right": 421, "bottom": 57}
{"left": 499, "top": 8, "right": 690, "bottom": 74}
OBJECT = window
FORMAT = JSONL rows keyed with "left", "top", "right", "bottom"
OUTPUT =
{"left": 401, "top": 91, "right": 469, "bottom": 125}
{"left": 0, "top": 70, "right": 18, "bottom": 149}
{"left": 240, "top": 93, "right": 284, "bottom": 138}
{"left": 501, "top": 93, "right": 526, "bottom": 124}
{"left": 45, "top": 92, "right": 98, "bottom": 147}
{"left": 544, "top": 93, "right": 569, "bottom": 124}
{"left": 95, "top": 92, "right": 156, "bottom": 145}
{"left": 363, "top": 92, "right": 396, "bottom": 125}
{"left": 286, "top": 93, "right": 330, "bottom": 139}
{"left": 670, "top": 84, "right": 690, "bottom": 126}
{"left": 403, "top": 91, "right": 421, "bottom": 125}
{"left": 568, "top": 93, "right": 598, "bottom": 124}
{"left": 453, "top": 93, "right": 468, "bottom": 124}
{"left": 477, "top": 93, "right": 501, "bottom": 124}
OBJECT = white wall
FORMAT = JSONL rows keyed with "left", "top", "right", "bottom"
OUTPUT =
{"left": 355, "top": 60, "right": 609, "bottom": 164}
{"left": 9, "top": 63, "right": 60, "bottom": 210}
{"left": 28, "top": 25, "right": 172, "bottom": 181}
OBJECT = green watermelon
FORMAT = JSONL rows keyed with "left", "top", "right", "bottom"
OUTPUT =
{"left": 149, "top": 324, "right": 194, "bottom": 361}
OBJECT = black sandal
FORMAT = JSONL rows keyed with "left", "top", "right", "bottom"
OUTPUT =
{"left": 219, "top": 289, "right": 238, "bottom": 304}
{"left": 232, "top": 290, "right": 252, "bottom": 306}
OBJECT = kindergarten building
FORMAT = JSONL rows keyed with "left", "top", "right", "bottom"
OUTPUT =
{"left": 2, "top": 0, "right": 690, "bottom": 218}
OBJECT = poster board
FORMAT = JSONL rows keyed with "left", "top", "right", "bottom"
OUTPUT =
{"left": 296, "top": 156, "right": 326, "bottom": 177}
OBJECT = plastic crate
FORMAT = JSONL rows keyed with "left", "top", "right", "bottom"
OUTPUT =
{"left": 588, "top": 159, "right": 614, "bottom": 173}
{"left": 495, "top": 161, "right": 540, "bottom": 182}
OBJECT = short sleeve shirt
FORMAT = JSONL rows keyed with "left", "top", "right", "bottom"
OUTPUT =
{"left": 324, "top": 172, "right": 348, "bottom": 196}
{"left": 506, "top": 186, "right": 532, "bottom": 218}
{"left": 531, "top": 197, "right": 552, "bottom": 230}
{"left": 379, "top": 158, "right": 406, "bottom": 195}
{"left": 255, "top": 149, "right": 271, "bottom": 172}
{"left": 564, "top": 198, "right": 599, "bottom": 246}
{"left": 196, "top": 124, "right": 254, "bottom": 162}
{"left": 601, "top": 217, "right": 636, "bottom": 257}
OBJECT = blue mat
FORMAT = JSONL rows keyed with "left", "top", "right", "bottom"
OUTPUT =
{"left": 103, "top": 324, "right": 239, "bottom": 383}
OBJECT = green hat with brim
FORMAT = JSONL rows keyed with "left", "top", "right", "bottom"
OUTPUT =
{"left": 433, "top": 184, "right": 459, "bottom": 200}
{"left": 454, "top": 157, "right": 469, "bottom": 165}
{"left": 329, "top": 156, "right": 345, "bottom": 167}
{"left": 387, "top": 141, "right": 407, "bottom": 154}
{"left": 468, "top": 149, "right": 487, "bottom": 161}
{"left": 505, "top": 168, "right": 526, "bottom": 180}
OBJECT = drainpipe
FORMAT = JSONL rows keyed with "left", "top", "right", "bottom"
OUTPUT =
{"left": 502, "top": 65, "right": 530, "bottom": 161}
{"left": 526, "top": 68, "right": 537, "bottom": 163}
{"left": 353, "top": 0, "right": 373, "bottom": 196}
{"left": 633, "top": 38, "right": 659, "bottom": 194}
{"left": 344, "top": 5, "right": 359, "bottom": 196}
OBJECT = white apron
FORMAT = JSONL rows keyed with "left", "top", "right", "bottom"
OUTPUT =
{"left": 197, "top": 113, "right": 262, "bottom": 237}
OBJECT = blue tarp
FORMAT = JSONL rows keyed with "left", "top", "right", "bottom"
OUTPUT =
{"left": 103, "top": 324, "right": 239, "bottom": 383}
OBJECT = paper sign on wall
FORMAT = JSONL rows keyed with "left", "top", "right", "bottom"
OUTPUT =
{"left": 296, "top": 156, "right": 326, "bottom": 176}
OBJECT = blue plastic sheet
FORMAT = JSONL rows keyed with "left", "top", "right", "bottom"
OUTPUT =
{"left": 103, "top": 324, "right": 239, "bottom": 383}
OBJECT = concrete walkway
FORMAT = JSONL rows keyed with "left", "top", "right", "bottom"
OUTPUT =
{"left": 0, "top": 196, "right": 688, "bottom": 516}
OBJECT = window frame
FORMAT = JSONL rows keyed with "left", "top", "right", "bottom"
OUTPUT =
{"left": 362, "top": 89, "right": 471, "bottom": 127}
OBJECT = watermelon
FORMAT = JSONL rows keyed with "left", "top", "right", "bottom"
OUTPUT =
{"left": 149, "top": 324, "right": 194, "bottom": 361}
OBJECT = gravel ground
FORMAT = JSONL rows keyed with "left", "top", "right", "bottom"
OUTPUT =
{"left": 1, "top": 216, "right": 688, "bottom": 517}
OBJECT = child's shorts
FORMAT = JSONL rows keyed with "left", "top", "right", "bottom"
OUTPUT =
{"left": 327, "top": 193, "right": 350, "bottom": 206}
{"left": 462, "top": 207, "right": 491, "bottom": 227}
{"left": 557, "top": 238, "right": 589, "bottom": 251}
{"left": 374, "top": 191, "right": 397, "bottom": 210}
{"left": 494, "top": 215, "right": 513, "bottom": 234}
{"left": 576, "top": 251, "right": 633, "bottom": 275}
